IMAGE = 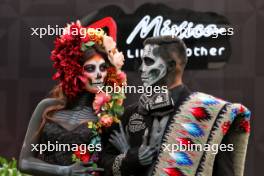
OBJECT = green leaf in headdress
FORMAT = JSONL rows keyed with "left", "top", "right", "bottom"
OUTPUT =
{"left": 85, "top": 41, "right": 95, "bottom": 47}
{"left": 81, "top": 43, "right": 87, "bottom": 52}
{"left": 81, "top": 41, "right": 95, "bottom": 52}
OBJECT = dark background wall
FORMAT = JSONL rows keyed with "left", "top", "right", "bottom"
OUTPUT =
{"left": 0, "top": 0, "right": 263, "bottom": 175}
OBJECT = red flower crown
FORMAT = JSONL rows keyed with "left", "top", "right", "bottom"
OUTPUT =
{"left": 51, "top": 21, "right": 110, "bottom": 98}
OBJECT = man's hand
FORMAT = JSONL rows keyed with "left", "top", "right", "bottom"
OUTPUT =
{"left": 69, "top": 162, "right": 104, "bottom": 176}
{"left": 109, "top": 122, "right": 130, "bottom": 154}
{"left": 149, "top": 117, "right": 168, "bottom": 149}
{"left": 138, "top": 117, "right": 169, "bottom": 166}
{"left": 138, "top": 129, "right": 157, "bottom": 166}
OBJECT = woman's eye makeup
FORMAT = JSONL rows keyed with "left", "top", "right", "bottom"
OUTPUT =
{"left": 99, "top": 63, "right": 107, "bottom": 72}
{"left": 84, "top": 64, "right": 96, "bottom": 72}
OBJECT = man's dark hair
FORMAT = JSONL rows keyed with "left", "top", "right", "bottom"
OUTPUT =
{"left": 143, "top": 35, "right": 188, "bottom": 68}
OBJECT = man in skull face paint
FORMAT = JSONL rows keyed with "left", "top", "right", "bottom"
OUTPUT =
{"left": 140, "top": 44, "right": 167, "bottom": 86}
{"left": 101, "top": 36, "right": 251, "bottom": 176}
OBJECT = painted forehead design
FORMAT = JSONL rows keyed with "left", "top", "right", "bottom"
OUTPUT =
{"left": 84, "top": 57, "right": 105, "bottom": 66}
{"left": 142, "top": 44, "right": 159, "bottom": 58}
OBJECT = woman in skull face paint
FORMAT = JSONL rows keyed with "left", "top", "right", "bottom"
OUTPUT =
{"left": 18, "top": 22, "right": 126, "bottom": 176}
{"left": 82, "top": 45, "right": 109, "bottom": 93}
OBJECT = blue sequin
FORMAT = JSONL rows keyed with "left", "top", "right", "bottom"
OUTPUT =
{"left": 244, "top": 110, "right": 251, "bottom": 119}
{"left": 182, "top": 123, "right": 204, "bottom": 137}
{"left": 170, "top": 152, "right": 193, "bottom": 166}
{"left": 202, "top": 98, "right": 219, "bottom": 106}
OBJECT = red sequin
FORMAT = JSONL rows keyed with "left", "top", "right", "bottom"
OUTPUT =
{"left": 221, "top": 121, "right": 231, "bottom": 135}
{"left": 191, "top": 107, "right": 211, "bottom": 121}
{"left": 176, "top": 138, "right": 193, "bottom": 146}
{"left": 240, "top": 119, "right": 250, "bottom": 133}
{"left": 163, "top": 168, "right": 185, "bottom": 176}
{"left": 239, "top": 105, "right": 245, "bottom": 113}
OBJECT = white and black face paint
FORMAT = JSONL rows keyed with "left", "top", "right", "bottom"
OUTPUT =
{"left": 140, "top": 44, "right": 167, "bottom": 87}
{"left": 83, "top": 56, "right": 107, "bottom": 93}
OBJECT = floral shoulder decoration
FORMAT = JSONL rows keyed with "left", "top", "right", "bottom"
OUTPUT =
{"left": 50, "top": 21, "right": 126, "bottom": 166}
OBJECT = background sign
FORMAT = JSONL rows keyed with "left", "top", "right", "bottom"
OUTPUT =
{"left": 81, "top": 3, "right": 232, "bottom": 70}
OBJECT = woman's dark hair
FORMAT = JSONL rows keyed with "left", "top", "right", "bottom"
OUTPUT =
{"left": 80, "top": 44, "right": 109, "bottom": 65}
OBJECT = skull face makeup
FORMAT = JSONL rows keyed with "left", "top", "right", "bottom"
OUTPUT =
{"left": 140, "top": 44, "right": 167, "bottom": 87}
{"left": 83, "top": 54, "right": 107, "bottom": 93}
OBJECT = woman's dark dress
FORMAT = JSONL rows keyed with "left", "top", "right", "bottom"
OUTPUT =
{"left": 37, "top": 92, "right": 98, "bottom": 166}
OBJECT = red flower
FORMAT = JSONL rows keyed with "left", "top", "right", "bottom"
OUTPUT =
{"left": 117, "top": 71, "right": 127, "bottom": 83}
{"left": 50, "top": 23, "right": 86, "bottom": 99}
{"left": 240, "top": 119, "right": 250, "bottom": 133}
{"left": 74, "top": 146, "right": 91, "bottom": 163}
{"left": 221, "top": 121, "right": 231, "bottom": 135}
{"left": 99, "top": 114, "right": 114, "bottom": 127}
{"left": 93, "top": 92, "right": 111, "bottom": 113}
{"left": 50, "top": 22, "right": 106, "bottom": 99}
{"left": 81, "top": 154, "right": 90, "bottom": 163}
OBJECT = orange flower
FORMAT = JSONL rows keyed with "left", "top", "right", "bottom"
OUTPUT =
{"left": 105, "top": 67, "right": 127, "bottom": 86}
{"left": 116, "top": 99, "right": 123, "bottom": 106}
